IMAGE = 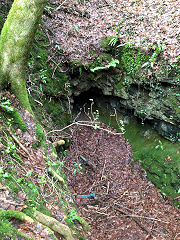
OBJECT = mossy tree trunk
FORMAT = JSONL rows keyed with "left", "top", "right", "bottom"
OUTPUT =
{"left": 0, "top": 0, "right": 47, "bottom": 113}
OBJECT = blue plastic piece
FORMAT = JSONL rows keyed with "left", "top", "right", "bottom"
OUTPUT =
{"left": 80, "top": 155, "right": 88, "bottom": 164}
{"left": 76, "top": 193, "right": 97, "bottom": 200}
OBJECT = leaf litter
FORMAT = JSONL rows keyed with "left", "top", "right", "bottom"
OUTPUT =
{"left": 44, "top": 0, "right": 180, "bottom": 64}
{"left": 64, "top": 123, "right": 180, "bottom": 239}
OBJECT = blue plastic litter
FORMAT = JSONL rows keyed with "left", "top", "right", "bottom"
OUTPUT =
{"left": 76, "top": 193, "right": 97, "bottom": 200}
{"left": 80, "top": 155, "right": 88, "bottom": 164}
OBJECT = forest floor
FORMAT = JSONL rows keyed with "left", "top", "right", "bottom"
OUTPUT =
{"left": 63, "top": 120, "right": 180, "bottom": 240}
{"left": 1, "top": 0, "right": 180, "bottom": 239}
{"left": 44, "top": 0, "right": 180, "bottom": 64}
{"left": 0, "top": 94, "right": 180, "bottom": 239}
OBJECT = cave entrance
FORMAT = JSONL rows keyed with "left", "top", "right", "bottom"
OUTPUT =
{"left": 73, "top": 87, "right": 108, "bottom": 113}
{"left": 73, "top": 87, "right": 103, "bottom": 107}
{"left": 72, "top": 87, "right": 131, "bottom": 119}
{"left": 72, "top": 87, "right": 115, "bottom": 121}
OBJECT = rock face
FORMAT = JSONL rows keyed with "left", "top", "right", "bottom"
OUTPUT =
{"left": 70, "top": 68, "right": 180, "bottom": 142}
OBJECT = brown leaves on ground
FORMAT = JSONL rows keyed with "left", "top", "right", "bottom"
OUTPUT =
{"left": 44, "top": 0, "right": 180, "bottom": 64}
{"left": 64, "top": 124, "right": 180, "bottom": 240}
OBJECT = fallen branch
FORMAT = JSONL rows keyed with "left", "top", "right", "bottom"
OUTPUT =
{"left": 34, "top": 210, "right": 74, "bottom": 240}
{"left": 46, "top": 121, "right": 123, "bottom": 136}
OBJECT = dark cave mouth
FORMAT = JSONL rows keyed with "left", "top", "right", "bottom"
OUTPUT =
{"left": 73, "top": 87, "right": 104, "bottom": 109}
{"left": 72, "top": 87, "right": 134, "bottom": 121}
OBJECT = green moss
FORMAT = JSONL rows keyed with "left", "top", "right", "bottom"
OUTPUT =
{"left": 116, "top": 81, "right": 123, "bottom": 90}
{"left": 44, "top": 99, "right": 61, "bottom": 122}
{"left": 119, "top": 46, "right": 149, "bottom": 80}
{"left": 0, "top": 209, "right": 25, "bottom": 221}
{"left": 43, "top": 73, "right": 68, "bottom": 96}
{"left": 11, "top": 109, "right": 27, "bottom": 131}
{"left": 29, "top": 27, "right": 68, "bottom": 98}
{"left": 101, "top": 36, "right": 114, "bottom": 51}
{"left": 0, "top": 97, "right": 26, "bottom": 131}
{"left": 0, "top": 209, "right": 45, "bottom": 239}
{"left": 0, "top": 210, "right": 34, "bottom": 239}
{"left": 35, "top": 123, "right": 45, "bottom": 144}
{"left": 166, "top": 93, "right": 180, "bottom": 116}
{"left": 44, "top": 98, "right": 71, "bottom": 126}
{"left": 28, "top": 26, "right": 71, "bottom": 127}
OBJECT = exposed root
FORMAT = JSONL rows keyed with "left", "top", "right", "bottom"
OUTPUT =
{"left": 34, "top": 210, "right": 75, "bottom": 240}
{"left": 0, "top": 209, "right": 75, "bottom": 240}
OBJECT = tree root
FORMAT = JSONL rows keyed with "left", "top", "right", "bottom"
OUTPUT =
{"left": 0, "top": 209, "right": 75, "bottom": 240}
{"left": 34, "top": 210, "right": 75, "bottom": 240}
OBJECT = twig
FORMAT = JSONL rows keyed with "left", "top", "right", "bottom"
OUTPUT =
{"left": 5, "top": 127, "right": 34, "bottom": 161}
{"left": 114, "top": 206, "right": 153, "bottom": 236}
{"left": 46, "top": 121, "right": 123, "bottom": 136}
{"left": 101, "top": 159, "right": 107, "bottom": 181}
{"left": 119, "top": 213, "right": 169, "bottom": 223}
{"left": 55, "top": 0, "right": 68, "bottom": 11}
{"left": 114, "top": 203, "right": 169, "bottom": 223}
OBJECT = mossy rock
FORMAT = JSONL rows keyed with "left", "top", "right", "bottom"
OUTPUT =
{"left": 165, "top": 93, "right": 180, "bottom": 116}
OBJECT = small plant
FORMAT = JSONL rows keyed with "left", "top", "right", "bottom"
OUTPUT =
{"left": 38, "top": 175, "right": 46, "bottom": 184}
{"left": 2, "top": 141, "right": 16, "bottom": 154}
{"left": 39, "top": 69, "right": 48, "bottom": 83}
{"left": 67, "top": 208, "right": 82, "bottom": 224}
{"left": 26, "top": 169, "right": 34, "bottom": 177}
{"left": 149, "top": 42, "right": 164, "bottom": 68}
{"left": 73, "top": 163, "right": 83, "bottom": 175}
{"left": 0, "top": 98, "right": 14, "bottom": 112}
{"left": 108, "top": 27, "right": 126, "bottom": 46}
{"left": 155, "top": 140, "right": 164, "bottom": 150}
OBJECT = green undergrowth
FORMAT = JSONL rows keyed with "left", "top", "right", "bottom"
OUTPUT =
{"left": 0, "top": 170, "right": 51, "bottom": 239}
{"left": 28, "top": 24, "right": 71, "bottom": 127}
{"left": 0, "top": 139, "right": 88, "bottom": 239}
{"left": 0, "top": 96, "right": 27, "bottom": 132}
{"left": 0, "top": 209, "right": 33, "bottom": 240}
{"left": 99, "top": 109, "right": 180, "bottom": 208}
{"left": 0, "top": 169, "right": 51, "bottom": 217}
{"left": 101, "top": 36, "right": 180, "bottom": 88}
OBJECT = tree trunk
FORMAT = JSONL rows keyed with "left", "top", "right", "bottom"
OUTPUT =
{"left": 0, "top": 0, "right": 46, "bottom": 112}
